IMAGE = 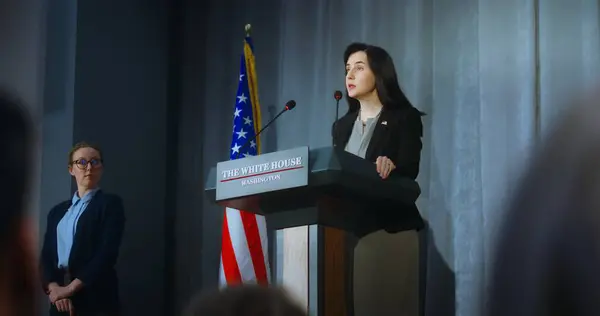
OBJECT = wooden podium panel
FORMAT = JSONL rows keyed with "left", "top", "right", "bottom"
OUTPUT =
{"left": 275, "top": 225, "right": 349, "bottom": 316}
{"left": 323, "top": 226, "right": 348, "bottom": 315}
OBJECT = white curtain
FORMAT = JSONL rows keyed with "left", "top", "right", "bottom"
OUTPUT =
{"left": 201, "top": 0, "right": 600, "bottom": 314}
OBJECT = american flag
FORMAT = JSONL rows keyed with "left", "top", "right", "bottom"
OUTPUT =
{"left": 219, "top": 33, "right": 271, "bottom": 286}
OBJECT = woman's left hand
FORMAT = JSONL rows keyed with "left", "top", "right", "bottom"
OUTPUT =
{"left": 376, "top": 156, "right": 396, "bottom": 179}
{"left": 48, "top": 286, "right": 73, "bottom": 303}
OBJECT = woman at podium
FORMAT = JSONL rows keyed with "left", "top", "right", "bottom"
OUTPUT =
{"left": 332, "top": 42, "right": 424, "bottom": 315}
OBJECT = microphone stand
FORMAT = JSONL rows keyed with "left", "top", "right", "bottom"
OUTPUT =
{"left": 235, "top": 107, "right": 288, "bottom": 159}
{"left": 333, "top": 96, "right": 341, "bottom": 147}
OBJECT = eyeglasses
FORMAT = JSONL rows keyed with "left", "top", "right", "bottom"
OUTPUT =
{"left": 71, "top": 158, "right": 103, "bottom": 170}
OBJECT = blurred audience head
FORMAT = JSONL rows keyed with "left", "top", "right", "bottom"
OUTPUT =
{"left": 0, "top": 87, "right": 37, "bottom": 316}
{"left": 183, "top": 285, "right": 306, "bottom": 316}
{"left": 488, "top": 92, "right": 600, "bottom": 315}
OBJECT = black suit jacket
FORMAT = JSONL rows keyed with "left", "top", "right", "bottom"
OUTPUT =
{"left": 40, "top": 190, "right": 126, "bottom": 313}
{"left": 332, "top": 106, "right": 424, "bottom": 234}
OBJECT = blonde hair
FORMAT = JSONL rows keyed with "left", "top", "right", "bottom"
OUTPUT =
{"left": 68, "top": 141, "right": 103, "bottom": 166}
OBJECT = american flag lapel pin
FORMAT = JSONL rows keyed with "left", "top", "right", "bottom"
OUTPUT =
{"left": 381, "top": 121, "right": 387, "bottom": 125}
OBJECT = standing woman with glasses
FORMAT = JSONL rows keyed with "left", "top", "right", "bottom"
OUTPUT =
{"left": 40, "top": 142, "right": 125, "bottom": 316}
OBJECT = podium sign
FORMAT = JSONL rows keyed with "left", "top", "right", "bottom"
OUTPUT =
{"left": 216, "top": 146, "right": 309, "bottom": 201}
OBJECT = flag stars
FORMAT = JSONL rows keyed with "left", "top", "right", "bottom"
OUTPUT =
{"left": 236, "top": 128, "right": 247, "bottom": 139}
{"left": 231, "top": 143, "right": 241, "bottom": 154}
{"left": 237, "top": 93, "right": 248, "bottom": 104}
{"left": 250, "top": 140, "right": 256, "bottom": 148}
{"left": 239, "top": 74, "right": 245, "bottom": 81}
{"left": 243, "top": 153, "right": 253, "bottom": 158}
{"left": 234, "top": 107, "right": 242, "bottom": 117}
{"left": 243, "top": 116, "right": 252, "bottom": 125}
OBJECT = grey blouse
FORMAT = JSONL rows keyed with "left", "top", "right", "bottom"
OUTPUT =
{"left": 344, "top": 112, "right": 381, "bottom": 159}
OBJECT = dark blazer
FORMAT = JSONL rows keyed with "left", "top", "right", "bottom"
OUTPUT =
{"left": 40, "top": 190, "right": 125, "bottom": 314}
{"left": 332, "top": 106, "right": 424, "bottom": 234}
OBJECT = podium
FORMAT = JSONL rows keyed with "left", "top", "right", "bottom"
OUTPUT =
{"left": 205, "top": 146, "right": 423, "bottom": 315}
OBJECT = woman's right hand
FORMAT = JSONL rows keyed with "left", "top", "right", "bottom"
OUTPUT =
{"left": 55, "top": 298, "right": 75, "bottom": 315}
{"left": 47, "top": 282, "right": 60, "bottom": 294}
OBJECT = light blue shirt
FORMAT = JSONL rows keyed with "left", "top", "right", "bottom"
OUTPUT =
{"left": 56, "top": 188, "right": 99, "bottom": 268}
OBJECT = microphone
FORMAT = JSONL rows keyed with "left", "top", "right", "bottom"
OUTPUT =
{"left": 332, "top": 90, "right": 343, "bottom": 147}
{"left": 235, "top": 100, "right": 296, "bottom": 159}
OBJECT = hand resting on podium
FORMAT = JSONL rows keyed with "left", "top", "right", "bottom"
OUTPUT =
{"left": 375, "top": 155, "right": 396, "bottom": 179}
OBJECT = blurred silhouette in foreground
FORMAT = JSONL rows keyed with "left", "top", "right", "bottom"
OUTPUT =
{"left": 183, "top": 285, "right": 306, "bottom": 316}
{"left": 0, "top": 87, "right": 37, "bottom": 316}
{"left": 488, "top": 92, "right": 600, "bottom": 315}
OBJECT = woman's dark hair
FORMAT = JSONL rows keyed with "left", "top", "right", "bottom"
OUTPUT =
{"left": 183, "top": 285, "right": 307, "bottom": 316}
{"left": 343, "top": 42, "right": 424, "bottom": 115}
{"left": 0, "top": 88, "right": 32, "bottom": 245}
{"left": 0, "top": 87, "right": 36, "bottom": 316}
